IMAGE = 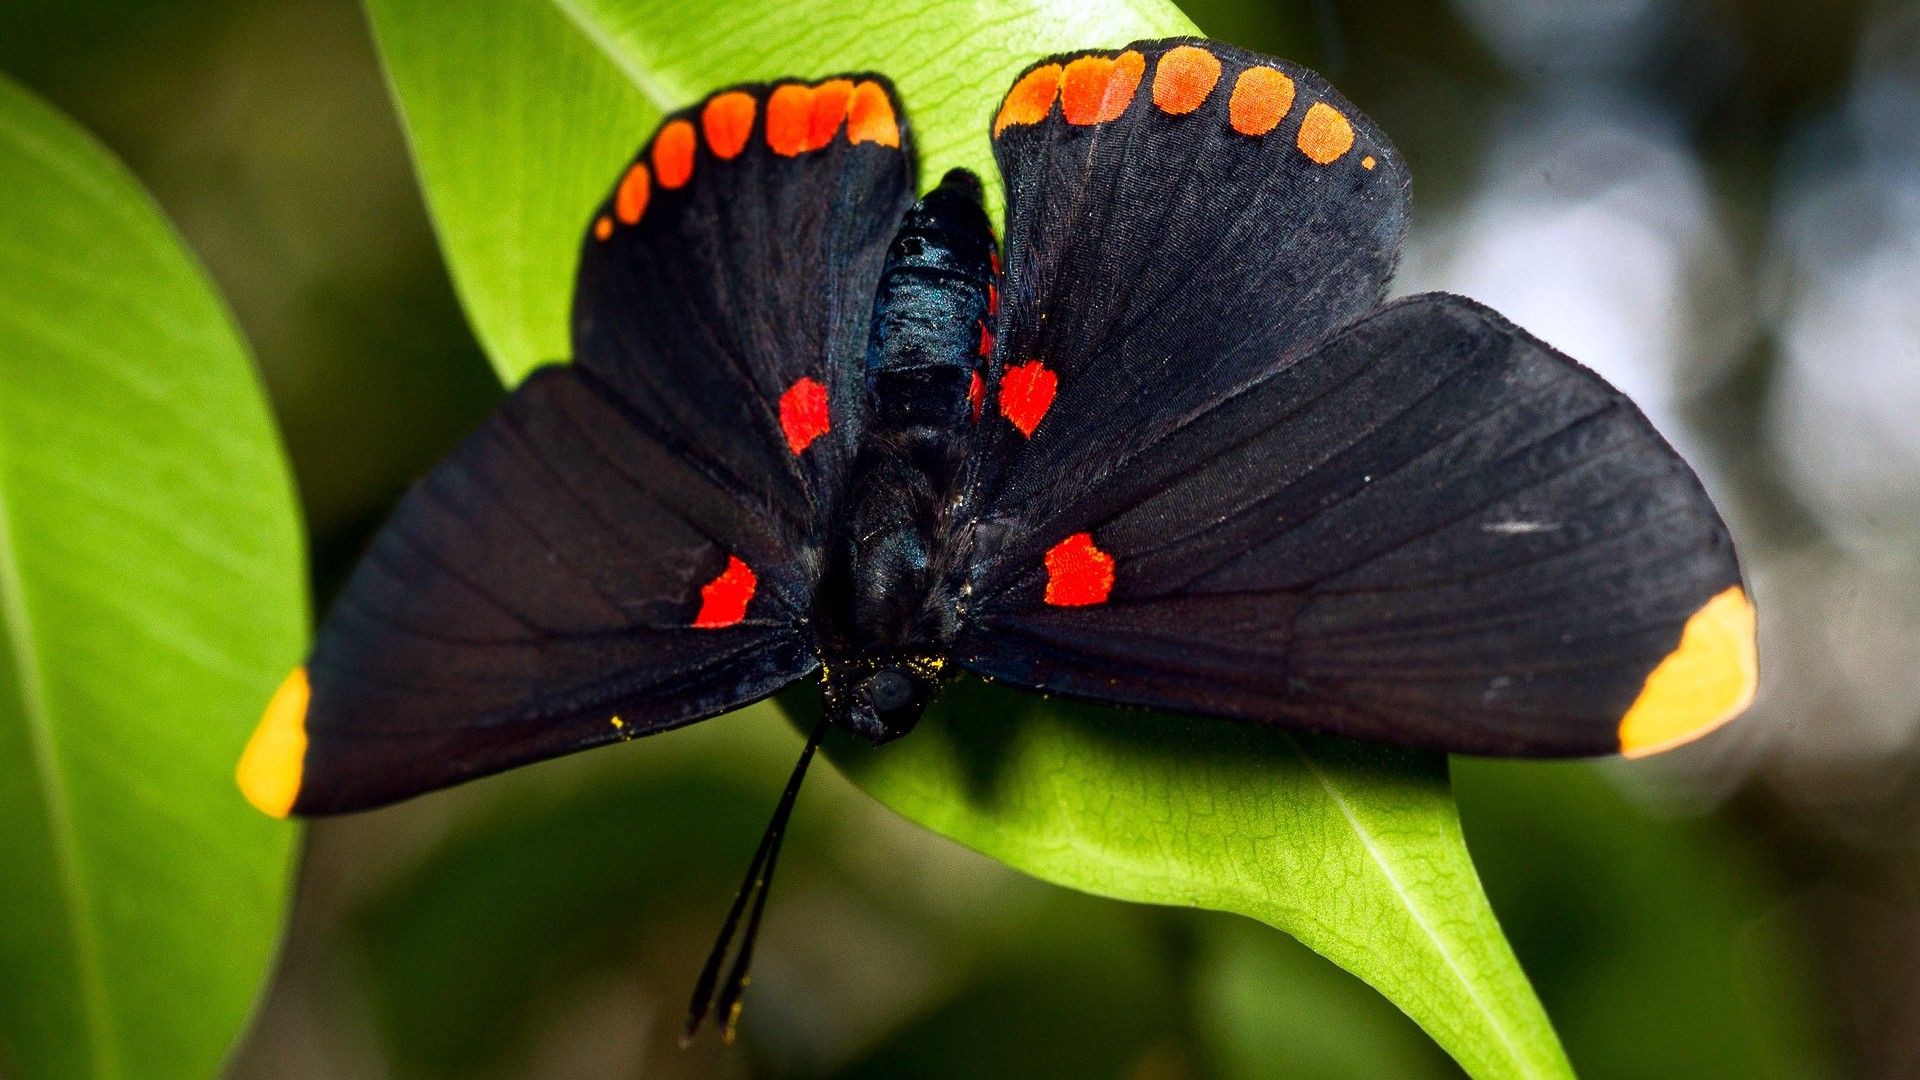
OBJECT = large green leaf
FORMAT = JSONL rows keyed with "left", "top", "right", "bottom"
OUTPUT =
{"left": 0, "top": 75, "right": 306, "bottom": 1079}
{"left": 363, "top": 2, "right": 1571, "bottom": 1075}
{"left": 811, "top": 686, "right": 1568, "bottom": 1080}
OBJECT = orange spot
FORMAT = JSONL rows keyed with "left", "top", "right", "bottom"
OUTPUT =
{"left": 766, "top": 83, "right": 813, "bottom": 156}
{"left": 1061, "top": 51, "right": 1145, "bottom": 125}
{"left": 806, "top": 78, "right": 854, "bottom": 150}
{"left": 977, "top": 321, "right": 994, "bottom": 358}
{"left": 1297, "top": 101, "right": 1355, "bottom": 164}
{"left": 1153, "top": 45, "right": 1222, "bottom": 114}
{"left": 652, "top": 119, "right": 697, "bottom": 189}
{"left": 987, "top": 282, "right": 999, "bottom": 316}
{"left": 995, "top": 63, "right": 1063, "bottom": 136}
{"left": 615, "top": 163, "right": 650, "bottom": 225}
{"left": 778, "top": 376, "right": 831, "bottom": 454}
{"left": 593, "top": 215, "right": 613, "bottom": 241}
{"left": 1229, "top": 66, "right": 1295, "bottom": 136}
{"left": 847, "top": 81, "right": 900, "bottom": 147}
{"left": 702, "top": 91, "right": 757, "bottom": 159}
{"left": 1619, "top": 586, "right": 1758, "bottom": 757}
{"left": 969, "top": 369, "right": 985, "bottom": 421}
{"left": 1361, "top": 154, "right": 1377, "bottom": 170}
{"left": 999, "top": 360, "right": 1056, "bottom": 437}
{"left": 1044, "top": 533, "right": 1115, "bottom": 606}
{"left": 237, "top": 667, "right": 309, "bottom": 818}
{"left": 693, "top": 556, "right": 757, "bottom": 629}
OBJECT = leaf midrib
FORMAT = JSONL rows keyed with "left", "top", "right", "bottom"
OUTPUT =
{"left": 549, "top": 0, "right": 680, "bottom": 112}
{"left": 1290, "top": 736, "right": 1536, "bottom": 1077}
{"left": 0, "top": 362, "right": 121, "bottom": 1080}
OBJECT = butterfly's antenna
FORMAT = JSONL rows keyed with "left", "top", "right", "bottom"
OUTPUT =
{"left": 713, "top": 797, "right": 790, "bottom": 1042}
{"left": 681, "top": 714, "right": 830, "bottom": 1047}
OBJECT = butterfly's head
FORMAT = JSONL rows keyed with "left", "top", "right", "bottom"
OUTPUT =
{"left": 822, "top": 655, "right": 947, "bottom": 745}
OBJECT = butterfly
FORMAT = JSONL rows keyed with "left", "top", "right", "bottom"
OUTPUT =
{"left": 236, "top": 37, "right": 1757, "bottom": 1041}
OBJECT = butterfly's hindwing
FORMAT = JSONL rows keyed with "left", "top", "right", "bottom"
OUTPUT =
{"left": 957, "top": 293, "right": 1753, "bottom": 758}
{"left": 293, "top": 368, "right": 817, "bottom": 813}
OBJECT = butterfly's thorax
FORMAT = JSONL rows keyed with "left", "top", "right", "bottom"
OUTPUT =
{"left": 818, "top": 169, "right": 996, "bottom": 741}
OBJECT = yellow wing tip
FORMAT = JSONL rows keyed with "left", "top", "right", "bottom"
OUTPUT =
{"left": 1619, "top": 586, "right": 1758, "bottom": 759}
{"left": 237, "top": 666, "right": 310, "bottom": 818}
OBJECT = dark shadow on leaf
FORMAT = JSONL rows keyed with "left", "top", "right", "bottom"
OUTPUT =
{"left": 803, "top": 676, "right": 1446, "bottom": 813}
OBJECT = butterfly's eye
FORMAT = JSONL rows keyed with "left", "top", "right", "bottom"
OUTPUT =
{"left": 859, "top": 668, "right": 916, "bottom": 712}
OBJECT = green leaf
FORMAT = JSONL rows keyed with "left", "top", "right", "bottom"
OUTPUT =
{"left": 362, "top": 2, "right": 1571, "bottom": 1075}
{"left": 0, "top": 74, "right": 307, "bottom": 1080}
{"left": 813, "top": 685, "right": 1569, "bottom": 1079}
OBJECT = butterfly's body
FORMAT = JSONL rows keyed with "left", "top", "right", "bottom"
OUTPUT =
{"left": 823, "top": 169, "right": 996, "bottom": 740}
{"left": 237, "top": 36, "right": 1760, "bottom": 1039}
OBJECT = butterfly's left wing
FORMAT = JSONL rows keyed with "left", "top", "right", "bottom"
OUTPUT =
{"left": 239, "top": 80, "right": 916, "bottom": 815}
{"left": 574, "top": 76, "right": 914, "bottom": 521}
{"left": 956, "top": 294, "right": 1755, "bottom": 758}
{"left": 240, "top": 368, "right": 820, "bottom": 816}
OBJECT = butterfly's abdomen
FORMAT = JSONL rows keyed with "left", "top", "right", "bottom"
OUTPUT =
{"left": 863, "top": 168, "right": 997, "bottom": 429}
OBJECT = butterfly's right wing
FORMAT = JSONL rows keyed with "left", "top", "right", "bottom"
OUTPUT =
{"left": 956, "top": 295, "right": 1754, "bottom": 758}
{"left": 969, "top": 38, "right": 1409, "bottom": 515}
{"left": 953, "top": 41, "right": 1752, "bottom": 758}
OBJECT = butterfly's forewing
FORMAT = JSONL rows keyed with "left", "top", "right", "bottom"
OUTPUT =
{"left": 574, "top": 77, "right": 914, "bottom": 525}
{"left": 970, "top": 38, "right": 1408, "bottom": 524}
{"left": 960, "top": 40, "right": 1753, "bottom": 758}
{"left": 249, "top": 80, "right": 915, "bottom": 815}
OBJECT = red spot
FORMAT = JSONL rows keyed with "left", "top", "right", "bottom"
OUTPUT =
{"left": 693, "top": 555, "right": 757, "bottom": 628}
{"left": 995, "top": 64, "right": 1062, "bottom": 136}
{"left": 990, "top": 251, "right": 1001, "bottom": 276}
{"left": 1152, "top": 46, "right": 1222, "bottom": 116}
{"left": 969, "top": 369, "right": 985, "bottom": 421}
{"left": 987, "top": 282, "right": 999, "bottom": 316}
{"left": 779, "top": 377, "right": 831, "bottom": 454}
{"left": 977, "top": 321, "right": 994, "bottom": 357}
{"left": 702, "top": 91, "right": 756, "bottom": 159}
{"left": 1060, "top": 51, "right": 1145, "bottom": 126}
{"left": 615, "top": 163, "right": 650, "bottom": 225}
{"left": 999, "top": 360, "right": 1056, "bottom": 437}
{"left": 1228, "top": 67, "right": 1296, "bottom": 137}
{"left": 1044, "top": 533, "right": 1114, "bottom": 606}
{"left": 652, "top": 119, "right": 697, "bottom": 189}
{"left": 805, "top": 78, "right": 854, "bottom": 150}
{"left": 846, "top": 81, "right": 901, "bottom": 147}
{"left": 766, "top": 84, "right": 813, "bottom": 156}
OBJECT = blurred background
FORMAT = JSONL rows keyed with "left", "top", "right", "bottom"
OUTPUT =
{"left": 1, "top": 0, "right": 1914, "bottom": 1075}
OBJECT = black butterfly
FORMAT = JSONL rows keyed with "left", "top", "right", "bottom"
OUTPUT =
{"left": 239, "top": 38, "right": 1756, "bottom": 1040}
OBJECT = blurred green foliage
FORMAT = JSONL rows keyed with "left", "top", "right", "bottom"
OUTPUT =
{"left": 1459, "top": 759, "right": 1836, "bottom": 1077}
{"left": 0, "top": 75, "right": 305, "bottom": 1080}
